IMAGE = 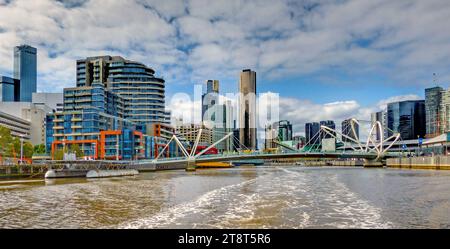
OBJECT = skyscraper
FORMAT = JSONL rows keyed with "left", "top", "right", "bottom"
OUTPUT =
{"left": 202, "top": 80, "right": 219, "bottom": 122}
{"left": 425, "top": 86, "right": 443, "bottom": 138}
{"left": 14, "top": 45, "right": 37, "bottom": 102}
{"left": 239, "top": 69, "right": 257, "bottom": 150}
{"left": 371, "top": 111, "right": 387, "bottom": 142}
{"left": 305, "top": 122, "right": 320, "bottom": 145}
{"left": 341, "top": 119, "right": 359, "bottom": 142}
{"left": 0, "top": 76, "right": 17, "bottom": 102}
{"left": 320, "top": 120, "right": 336, "bottom": 140}
{"left": 387, "top": 100, "right": 426, "bottom": 140}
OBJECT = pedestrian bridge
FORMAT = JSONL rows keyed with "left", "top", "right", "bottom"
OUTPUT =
{"left": 144, "top": 118, "right": 402, "bottom": 170}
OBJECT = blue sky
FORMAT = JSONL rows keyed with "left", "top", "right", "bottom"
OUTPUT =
{"left": 1, "top": 0, "right": 450, "bottom": 134}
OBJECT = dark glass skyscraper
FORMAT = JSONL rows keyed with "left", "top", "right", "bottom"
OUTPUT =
{"left": 387, "top": 100, "right": 426, "bottom": 140}
{"left": 341, "top": 119, "right": 359, "bottom": 142}
{"left": 425, "top": 86, "right": 443, "bottom": 137}
{"left": 320, "top": 120, "right": 336, "bottom": 140}
{"left": 305, "top": 122, "right": 320, "bottom": 145}
{"left": 14, "top": 45, "right": 37, "bottom": 102}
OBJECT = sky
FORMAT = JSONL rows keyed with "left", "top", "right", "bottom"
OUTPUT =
{"left": 1, "top": 0, "right": 450, "bottom": 135}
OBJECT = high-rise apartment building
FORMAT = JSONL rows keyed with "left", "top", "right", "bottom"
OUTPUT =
{"left": 14, "top": 45, "right": 37, "bottom": 102}
{"left": 265, "top": 120, "right": 293, "bottom": 149}
{"left": 239, "top": 69, "right": 257, "bottom": 150}
{"left": 202, "top": 80, "right": 219, "bottom": 121}
{"left": 76, "top": 56, "right": 166, "bottom": 125}
{"left": 387, "top": 100, "right": 426, "bottom": 140}
{"left": 371, "top": 111, "right": 388, "bottom": 142}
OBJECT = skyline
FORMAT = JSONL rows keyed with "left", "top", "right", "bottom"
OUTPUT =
{"left": 1, "top": 0, "right": 450, "bottom": 134}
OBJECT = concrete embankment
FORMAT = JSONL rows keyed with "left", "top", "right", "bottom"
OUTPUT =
{"left": 387, "top": 156, "right": 450, "bottom": 170}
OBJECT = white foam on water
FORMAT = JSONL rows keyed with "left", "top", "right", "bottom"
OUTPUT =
{"left": 119, "top": 177, "right": 261, "bottom": 229}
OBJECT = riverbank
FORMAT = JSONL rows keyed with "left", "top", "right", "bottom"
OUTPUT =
{"left": 387, "top": 156, "right": 450, "bottom": 170}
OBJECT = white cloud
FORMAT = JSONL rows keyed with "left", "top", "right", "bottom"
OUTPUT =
{"left": 1, "top": 0, "right": 450, "bottom": 94}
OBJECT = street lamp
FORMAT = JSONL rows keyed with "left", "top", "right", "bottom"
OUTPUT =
{"left": 91, "top": 142, "right": 96, "bottom": 160}
{"left": 116, "top": 134, "right": 119, "bottom": 161}
{"left": 19, "top": 134, "right": 24, "bottom": 165}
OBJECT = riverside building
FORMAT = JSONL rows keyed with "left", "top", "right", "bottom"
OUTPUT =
{"left": 46, "top": 55, "right": 178, "bottom": 160}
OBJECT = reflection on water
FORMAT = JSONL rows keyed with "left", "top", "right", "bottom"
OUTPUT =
{"left": 1, "top": 166, "right": 450, "bottom": 228}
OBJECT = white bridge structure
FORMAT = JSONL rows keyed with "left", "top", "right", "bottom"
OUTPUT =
{"left": 145, "top": 118, "right": 402, "bottom": 170}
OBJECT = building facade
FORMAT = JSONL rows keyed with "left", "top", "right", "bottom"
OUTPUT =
{"left": 0, "top": 111, "right": 31, "bottom": 141}
{"left": 371, "top": 111, "right": 388, "bottom": 142}
{"left": 14, "top": 45, "right": 37, "bottom": 102}
{"left": 320, "top": 120, "right": 336, "bottom": 140}
{"left": 76, "top": 56, "right": 166, "bottom": 124}
{"left": 0, "top": 76, "right": 18, "bottom": 102}
{"left": 305, "top": 122, "right": 320, "bottom": 145}
{"left": 387, "top": 100, "right": 426, "bottom": 140}
{"left": 341, "top": 118, "right": 359, "bottom": 142}
{"left": 425, "top": 86, "right": 443, "bottom": 138}
{"left": 238, "top": 69, "right": 257, "bottom": 150}
{"left": 32, "top": 93, "right": 63, "bottom": 112}
{"left": 265, "top": 120, "right": 293, "bottom": 149}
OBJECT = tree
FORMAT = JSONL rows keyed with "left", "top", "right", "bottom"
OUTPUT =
{"left": 70, "top": 144, "right": 84, "bottom": 158}
{"left": 33, "top": 144, "right": 46, "bottom": 154}
{"left": 53, "top": 148, "right": 64, "bottom": 160}
{"left": 0, "top": 126, "right": 13, "bottom": 157}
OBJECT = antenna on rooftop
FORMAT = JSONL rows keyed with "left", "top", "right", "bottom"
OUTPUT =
{"left": 433, "top": 73, "right": 438, "bottom": 86}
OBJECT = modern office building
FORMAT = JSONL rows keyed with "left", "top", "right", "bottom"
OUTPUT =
{"left": 14, "top": 45, "right": 37, "bottom": 102}
{"left": 0, "top": 110, "right": 31, "bottom": 141}
{"left": 371, "top": 111, "right": 388, "bottom": 142}
{"left": 0, "top": 76, "right": 18, "bottom": 102}
{"left": 439, "top": 88, "right": 450, "bottom": 135}
{"left": 425, "top": 86, "right": 443, "bottom": 138}
{"left": 387, "top": 100, "right": 426, "bottom": 140}
{"left": 238, "top": 69, "right": 257, "bottom": 150}
{"left": 76, "top": 55, "right": 166, "bottom": 124}
{"left": 265, "top": 120, "right": 293, "bottom": 149}
{"left": 320, "top": 120, "right": 336, "bottom": 140}
{"left": 341, "top": 118, "right": 359, "bottom": 142}
{"left": 202, "top": 80, "right": 219, "bottom": 121}
{"left": 176, "top": 124, "right": 213, "bottom": 146}
{"left": 305, "top": 122, "right": 320, "bottom": 145}
{"left": 32, "top": 93, "right": 63, "bottom": 112}
{"left": 0, "top": 102, "right": 52, "bottom": 145}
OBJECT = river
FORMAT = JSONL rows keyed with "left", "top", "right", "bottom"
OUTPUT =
{"left": 1, "top": 166, "right": 450, "bottom": 229}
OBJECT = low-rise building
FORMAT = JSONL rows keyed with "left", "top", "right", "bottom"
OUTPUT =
{"left": 0, "top": 110, "right": 30, "bottom": 140}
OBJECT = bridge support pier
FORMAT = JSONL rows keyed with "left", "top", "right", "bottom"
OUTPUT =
{"left": 186, "top": 160, "right": 196, "bottom": 172}
{"left": 363, "top": 159, "right": 384, "bottom": 168}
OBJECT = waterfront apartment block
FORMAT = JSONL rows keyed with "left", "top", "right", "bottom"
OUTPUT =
{"left": 14, "top": 45, "right": 37, "bottom": 102}
{"left": 45, "top": 55, "right": 181, "bottom": 160}
{"left": 76, "top": 55, "right": 166, "bottom": 124}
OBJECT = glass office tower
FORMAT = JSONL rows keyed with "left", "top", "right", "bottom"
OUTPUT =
{"left": 14, "top": 45, "right": 37, "bottom": 102}
{"left": 305, "top": 122, "right": 320, "bottom": 145}
{"left": 387, "top": 100, "right": 426, "bottom": 140}
{"left": 0, "top": 76, "right": 17, "bottom": 102}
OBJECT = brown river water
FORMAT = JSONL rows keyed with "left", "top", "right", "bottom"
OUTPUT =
{"left": 1, "top": 166, "right": 450, "bottom": 229}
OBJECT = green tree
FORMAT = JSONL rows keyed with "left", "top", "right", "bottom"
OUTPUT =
{"left": 53, "top": 148, "right": 64, "bottom": 160}
{"left": 0, "top": 126, "right": 13, "bottom": 157}
{"left": 70, "top": 144, "right": 84, "bottom": 158}
{"left": 33, "top": 144, "right": 46, "bottom": 154}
